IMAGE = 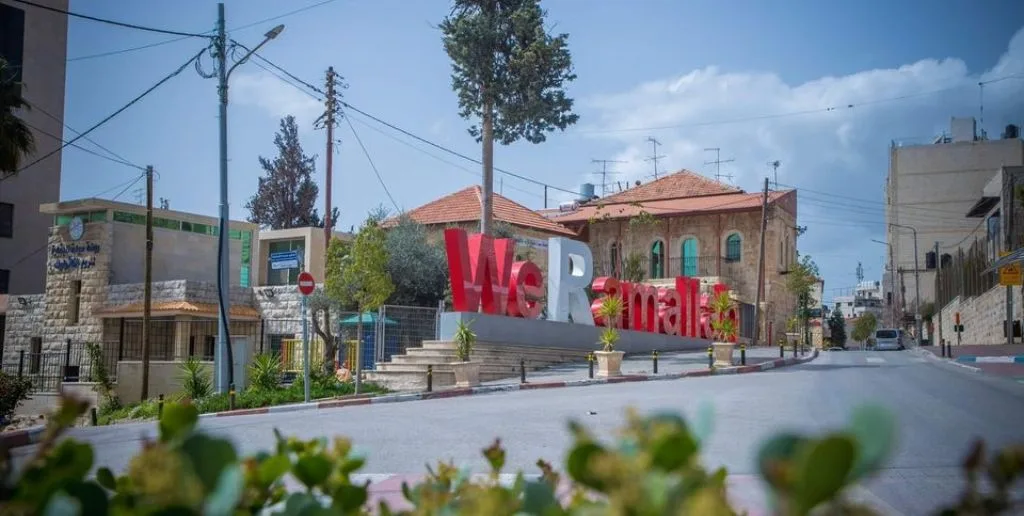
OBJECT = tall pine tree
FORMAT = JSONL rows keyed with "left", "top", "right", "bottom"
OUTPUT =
{"left": 246, "top": 116, "right": 338, "bottom": 229}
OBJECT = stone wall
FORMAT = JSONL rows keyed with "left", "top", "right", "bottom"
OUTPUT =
{"left": 1, "top": 293, "right": 45, "bottom": 365}
{"left": 938, "top": 286, "right": 1024, "bottom": 346}
{"left": 106, "top": 280, "right": 253, "bottom": 307}
{"left": 253, "top": 285, "right": 305, "bottom": 321}
{"left": 40, "top": 221, "right": 113, "bottom": 353}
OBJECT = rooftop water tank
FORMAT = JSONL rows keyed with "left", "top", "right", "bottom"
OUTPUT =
{"left": 579, "top": 183, "right": 595, "bottom": 202}
{"left": 1004, "top": 124, "right": 1020, "bottom": 139}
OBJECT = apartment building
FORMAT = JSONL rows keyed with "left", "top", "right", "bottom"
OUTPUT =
{"left": 0, "top": 0, "right": 68, "bottom": 297}
{"left": 885, "top": 117, "right": 1024, "bottom": 327}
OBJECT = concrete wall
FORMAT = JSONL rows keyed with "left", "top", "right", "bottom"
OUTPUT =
{"left": 116, "top": 360, "right": 213, "bottom": 404}
{"left": 938, "top": 287, "right": 1024, "bottom": 347}
{"left": 440, "top": 312, "right": 709, "bottom": 354}
{"left": 887, "top": 135, "right": 1024, "bottom": 311}
{"left": 0, "top": 0, "right": 68, "bottom": 296}
{"left": 256, "top": 228, "right": 353, "bottom": 286}
{"left": 112, "top": 222, "right": 242, "bottom": 286}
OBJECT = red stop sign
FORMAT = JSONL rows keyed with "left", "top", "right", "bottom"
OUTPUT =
{"left": 297, "top": 271, "right": 316, "bottom": 296}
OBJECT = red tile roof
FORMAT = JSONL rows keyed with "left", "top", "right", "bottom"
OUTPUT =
{"left": 386, "top": 186, "right": 577, "bottom": 236}
{"left": 552, "top": 190, "right": 795, "bottom": 224}
{"left": 593, "top": 169, "right": 741, "bottom": 204}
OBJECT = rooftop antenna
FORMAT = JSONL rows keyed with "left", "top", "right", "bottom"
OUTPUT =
{"left": 704, "top": 147, "right": 734, "bottom": 184}
{"left": 767, "top": 160, "right": 781, "bottom": 190}
{"left": 591, "top": 159, "right": 625, "bottom": 196}
{"left": 159, "top": 198, "right": 170, "bottom": 210}
{"left": 644, "top": 137, "right": 666, "bottom": 179}
{"left": 856, "top": 261, "right": 864, "bottom": 284}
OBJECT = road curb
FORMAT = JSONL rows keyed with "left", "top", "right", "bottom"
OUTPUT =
{"left": 955, "top": 355, "right": 1024, "bottom": 364}
{"left": 912, "top": 348, "right": 982, "bottom": 373}
{"left": 197, "top": 350, "right": 818, "bottom": 420}
{"left": 0, "top": 424, "right": 46, "bottom": 450}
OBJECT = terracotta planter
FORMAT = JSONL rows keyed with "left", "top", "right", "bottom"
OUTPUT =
{"left": 451, "top": 361, "right": 481, "bottom": 388}
{"left": 712, "top": 342, "right": 735, "bottom": 367}
{"left": 594, "top": 350, "right": 625, "bottom": 377}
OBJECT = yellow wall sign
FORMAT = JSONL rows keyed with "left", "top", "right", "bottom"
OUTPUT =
{"left": 999, "top": 251, "right": 1023, "bottom": 286}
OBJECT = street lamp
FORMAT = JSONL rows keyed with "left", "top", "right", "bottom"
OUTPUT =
{"left": 213, "top": 2, "right": 285, "bottom": 393}
{"left": 889, "top": 223, "right": 922, "bottom": 348}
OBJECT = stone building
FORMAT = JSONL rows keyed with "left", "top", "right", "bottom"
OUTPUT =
{"left": 550, "top": 170, "right": 799, "bottom": 344}
{"left": 381, "top": 185, "right": 578, "bottom": 271}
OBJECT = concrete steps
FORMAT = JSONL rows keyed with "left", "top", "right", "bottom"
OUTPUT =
{"left": 364, "top": 340, "right": 588, "bottom": 391}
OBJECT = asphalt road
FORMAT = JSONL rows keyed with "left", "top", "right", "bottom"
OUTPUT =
{"left": 12, "top": 349, "right": 1024, "bottom": 515}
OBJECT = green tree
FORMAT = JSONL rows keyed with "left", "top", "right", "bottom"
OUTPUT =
{"left": 329, "top": 216, "right": 394, "bottom": 393}
{"left": 440, "top": 0, "right": 579, "bottom": 235}
{"left": 0, "top": 58, "right": 34, "bottom": 177}
{"left": 851, "top": 312, "right": 879, "bottom": 344}
{"left": 785, "top": 254, "right": 820, "bottom": 347}
{"left": 828, "top": 305, "right": 848, "bottom": 348}
{"left": 245, "top": 116, "right": 338, "bottom": 229}
{"left": 385, "top": 215, "right": 448, "bottom": 307}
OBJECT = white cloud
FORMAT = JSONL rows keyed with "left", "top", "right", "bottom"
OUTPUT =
{"left": 576, "top": 26, "right": 1024, "bottom": 291}
{"left": 232, "top": 72, "right": 322, "bottom": 125}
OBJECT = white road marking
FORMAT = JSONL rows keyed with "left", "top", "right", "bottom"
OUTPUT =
{"left": 866, "top": 357, "right": 886, "bottom": 364}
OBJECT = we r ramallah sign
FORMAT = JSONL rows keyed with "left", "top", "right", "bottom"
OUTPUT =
{"left": 443, "top": 228, "right": 737, "bottom": 341}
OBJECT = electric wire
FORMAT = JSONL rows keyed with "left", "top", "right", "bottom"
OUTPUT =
{"left": 4, "top": 173, "right": 147, "bottom": 269}
{"left": 342, "top": 112, "right": 400, "bottom": 212}
{"left": 10, "top": 0, "right": 209, "bottom": 38}
{"left": 2, "top": 47, "right": 205, "bottom": 180}
{"left": 22, "top": 99, "right": 143, "bottom": 170}
{"left": 19, "top": 120, "right": 145, "bottom": 172}
{"left": 67, "top": 0, "right": 343, "bottom": 62}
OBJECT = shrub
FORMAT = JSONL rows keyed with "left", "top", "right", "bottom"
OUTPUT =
{"left": 0, "top": 372, "right": 31, "bottom": 423}
{"left": 453, "top": 319, "right": 476, "bottom": 362}
{"left": 4, "top": 396, "right": 1022, "bottom": 514}
{"left": 178, "top": 357, "right": 212, "bottom": 400}
{"left": 86, "top": 343, "right": 120, "bottom": 410}
{"left": 248, "top": 353, "right": 283, "bottom": 391}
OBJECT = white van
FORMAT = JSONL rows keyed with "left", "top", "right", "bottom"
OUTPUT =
{"left": 874, "top": 329, "right": 904, "bottom": 351}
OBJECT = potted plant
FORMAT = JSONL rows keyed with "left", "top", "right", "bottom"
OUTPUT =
{"left": 450, "top": 320, "right": 480, "bottom": 388}
{"left": 709, "top": 291, "right": 739, "bottom": 367}
{"left": 594, "top": 295, "right": 625, "bottom": 377}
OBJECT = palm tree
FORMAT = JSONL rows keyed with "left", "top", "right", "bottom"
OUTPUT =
{"left": 0, "top": 58, "right": 35, "bottom": 177}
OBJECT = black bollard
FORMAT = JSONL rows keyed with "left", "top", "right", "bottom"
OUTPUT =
{"left": 157, "top": 394, "right": 164, "bottom": 419}
{"left": 426, "top": 364, "right": 433, "bottom": 392}
{"left": 779, "top": 343, "right": 784, "bottom": 358}
{"left": 90, "top": 407, "right": 98, "bottom": 426}
{"left": 792, "top": 342, "right": 797, "bottom": 358}
{"left": 741, "top": 344, "right": 746, "bottom": 366}
{"left": 520, "top": 358, "right": 526, "bottom": 384}
{"left": 652, "top": 350, "right": 659, "bottom": 374}
{"left": 588, "top": 352, "right": 594, "bottom": 379}
{"left": 707, "top": 346, "right": 714, "bottom": 369}
{"left": 229, "top": 383, "right": 236, "bottom": 411}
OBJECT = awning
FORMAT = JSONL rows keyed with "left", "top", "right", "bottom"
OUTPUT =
{"left": 93, "top": 301, "right": 260, "bottom": 319}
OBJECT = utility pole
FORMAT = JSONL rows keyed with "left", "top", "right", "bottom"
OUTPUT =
{"left": 211, "top": 2, "right": 284, "bottom": 393}
{"left": 704, "top": 147, "right": 735, "bottom": 183}
{"left": 591, "top": 159, "right": 624, "bottom": 197}
{"left": 543, "top": 185, "right": 547, "bottom": 209}
{"left": 644, "top": 137, "right": 665, "bottom": 179}
{"left": 141, "top": 166, "right": 154, "bottom": 400}
{"left": 318, "top": 66, "right": 340, "bottom": 257}
{"left": 935, "top": 241, "right": 942, "bottom": 347}
{"left": 752, "top": 177, "right": 769, "bottom": 347}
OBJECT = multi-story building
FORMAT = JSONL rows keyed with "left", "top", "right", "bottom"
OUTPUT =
{"left": 833, "top": 281, "right": 884, "bottom": 320}
{"left": 551, "top": 170, "right": 799, "bottom": 344}
{"left": 885, "top": 117, "right": 1024, "bottom": 327}
{"left": 0, "top": 0, "right": 69, "bottom": 331}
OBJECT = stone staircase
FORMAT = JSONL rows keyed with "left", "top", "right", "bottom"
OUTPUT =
{"left": 364, "top": 340, "right": 588, "bottom": 391}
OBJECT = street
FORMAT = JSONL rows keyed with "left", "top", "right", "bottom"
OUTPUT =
{"left": 13, "top": 349, "right": 1024, "bottom": 515}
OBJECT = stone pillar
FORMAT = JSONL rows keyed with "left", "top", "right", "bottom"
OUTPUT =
{"left": 174, "top": 315, "right": 192, "bottom": 360}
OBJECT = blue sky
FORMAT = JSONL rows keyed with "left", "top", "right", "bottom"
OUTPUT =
{"left": 57, "top": 0, "right": 1024, "bottom": 302}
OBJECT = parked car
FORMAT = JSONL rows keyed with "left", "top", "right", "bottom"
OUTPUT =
{"left": 873, "top": 329, "right": 904, "bottom": 351}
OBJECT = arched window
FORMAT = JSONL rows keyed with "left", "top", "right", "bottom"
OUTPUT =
{"left": 650, "top": 240, "right": 665, "bottom": 279}
{"left": 680, "top": 237, "right": 698, "bottom": 276}
{"left": 610, "top": 242, "right": 620, "bottom": 277}
{"left": 725, "top": 233, "right": 742, "bottom": 262}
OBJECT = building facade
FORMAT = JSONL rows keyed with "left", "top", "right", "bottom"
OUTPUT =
{"left": 551, "top": 171, "right": 799, "bottom": 344}
{"left": 0, "top": 0, "right": 69, "bottom": 296}
{"left": 885, "top": 117, "right": 1024, "bottom": 327}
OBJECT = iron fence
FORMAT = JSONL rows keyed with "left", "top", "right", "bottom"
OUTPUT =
{"left": 376, "top": 305, "right": 441, "bottom": 364}
{"left": 1, "top": 350, "right": 66, "bottom": 392}
{"left": 114, "top": 318, "right": 262, "bottom": 362}
{"left": 936, "top": 237, "right": 997, "bottom": 309}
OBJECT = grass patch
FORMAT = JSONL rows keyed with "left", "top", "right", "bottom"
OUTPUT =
{"left": 98, "top": 380, "right": 387, "bottom": 426}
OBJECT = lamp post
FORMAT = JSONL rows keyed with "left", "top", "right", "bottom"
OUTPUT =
{"left": 889, "top": 223, "right": 922, "bottom": 348}
{"left": 871, "top": 238, "right": 898, "bottom": 331}
{"left": 213, "top": 3, "right": 284, "bottom": 393}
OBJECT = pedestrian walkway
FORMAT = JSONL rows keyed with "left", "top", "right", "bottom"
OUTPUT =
{"left": 484, "top": 347, "right": 794, "bottom": 386}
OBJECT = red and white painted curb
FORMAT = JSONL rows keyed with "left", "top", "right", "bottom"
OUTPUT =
{"left": 911, "top": 348, "right": 982, "bottom": 373}
{"left": 0, "top": 424, "right": 46, "bottom": 450}
{"left": 196, "top": 350, "right": 819, "bottom": 420}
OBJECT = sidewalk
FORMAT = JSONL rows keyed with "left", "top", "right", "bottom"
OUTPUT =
{"left": 485, "top": 347, "right": 792, "bottom": 386}
{"left": 917, "top": 345, "right": 1024, "bottom": 382}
